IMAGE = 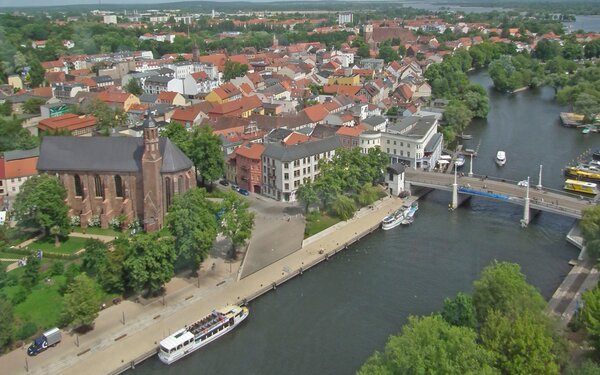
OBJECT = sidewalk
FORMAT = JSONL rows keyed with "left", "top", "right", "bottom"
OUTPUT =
{"left": 68, "top": 232, "right": 116, "bottom": 242}
{"left": 0, "top": 196, "right": 404, "bottom": 375}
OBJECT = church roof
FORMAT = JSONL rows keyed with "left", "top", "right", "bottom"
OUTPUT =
{"left": 37, "top": 136, "right": 192, "bottom": 174}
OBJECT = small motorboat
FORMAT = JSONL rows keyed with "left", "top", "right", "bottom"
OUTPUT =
{"left": 495, "top": 151, "right": 506, "bottom": 166}
{"left": 455, "top": 155, "right": 466, "bottom": 168}
{"left": 592, "top": 149, "right": 600, "bottom": 161}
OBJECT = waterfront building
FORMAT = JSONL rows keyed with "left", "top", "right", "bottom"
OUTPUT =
{"left": 262, "top": 136, "right": 342, "bottom": 202}
{"left": 385, "top": 163, "right": 406, "bottom": 196}
{"left": 37, "top": 113, "right": 195, "bottom": 232}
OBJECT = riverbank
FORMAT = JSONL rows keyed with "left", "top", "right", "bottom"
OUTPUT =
{"left": 0, "top": 196, "right": 406, "bottom": 375}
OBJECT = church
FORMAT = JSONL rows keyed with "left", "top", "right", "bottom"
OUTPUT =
{"left": 37, "top": 114, "right": 196, "bottom": 232}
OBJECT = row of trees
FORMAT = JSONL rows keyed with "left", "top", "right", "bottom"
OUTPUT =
{"left": 489, "top": 54, "right": 545, "bottom": 93}
{"left": 358, "top": 261, "right": 568, "bottom": 374}
{"left": 296, "top": 147, "right": 388, "bottom": 220}
{"left": 554, "top": 62, "right": 600, "bottom": 123}
{"left": 424, "top": 48, "right": 490, "bottom": 143}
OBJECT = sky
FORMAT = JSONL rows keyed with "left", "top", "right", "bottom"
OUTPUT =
{"left": 0, "top": 0, "right": 326, "bottom": 7}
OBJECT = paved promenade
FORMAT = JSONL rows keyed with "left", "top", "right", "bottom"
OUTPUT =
{"left": 0, "top": 196, "right": 404, "bottom": 375}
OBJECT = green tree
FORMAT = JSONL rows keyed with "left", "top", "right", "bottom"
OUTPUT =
{"left": 13, "top": 174, "right": 69, "bottom": 236}
{"left": 566, "top": 360, "right": 600, "bottom": 375}
{"left": 0, "top": 116, "right": 39, "bottom": 152}
{"left": 535, "top": 39, "right": 562, "bottom": 61}
{"left": 463, "top": 85, "right": 490, "bottom": 118}
{"left": 481, "top": 310, "right": 560, "bottom": 375}
{"left": 87, "top": 99, "right": 116, "bottom": 132}
{"left": 562, "top": 41, "right": 583, "bottom": 60}
{"left": 49, "top": 225, "right": 62, "bottom": 247}
{"left": 0, "top": 299, "right": 14, "bottom": 351}
{"left": 27, "top": 59, "right": 45, "bottom": 88}
{"left": 443, "top": 102, "right": 473, "bottom": 135}
{"left": 21, "top": 255, "right": 41, "bottom": 290}
{"left": 574, "top": 93, "right": 600, "bottom": 123}
{"left": 331, "top": 194, "right": 356, "bottom": 220}
{"left": 356, "top": 183, "right": 379, "bottom": 207}
{"left": 220, "top": 191, "right": 255, "bottom": 257}
{"left": 296, "top": 181, "right": 319, "bottom": 213}
{"left": 377, "top": 44, "right": 399, "bottom": 63}
{"left": 166, "top": 188, "right": 218, "bottom": 271}
{"left": 62, "top": 274, "right": 100, "bottom": 328}
{"left": 358, "top": 315, "right": 497, "bottom": 375}
{"left": 97, "top": 238, "right": 126, "bottom": 294}
{"left": 160, "top": 121, "right": 190, "bottom": 154}
{"left": 581, "top": 206, "right": 600, "bottom": 261}
{"left": 222, "top": 60, "right": 248, "bottom": 81}
{"left": 21, "top": 98, "right": 46, "bottom": 114}
{"left": 81, "top": 239, "right": 108, "bottom": 276}
{"left": 124, "top": 233, "right": 176, "bottom": 295}
{"left": 123, "top": 78, "right": 143, "bottom": 96}
{"left": 0, "top": 101, "right": 12, "bottom": 116}
{"left": 472, "top": 261, "right": 546, "bottom": 324}
{"left": 189, "top": 125, "right": 225, "bottom": 186}
{"left": 357, "top": 43, "right": 371, "bottom": 58}
{"left": 581, "top": 285, "right": 600, "bottom": 353}
{"left": 441, "top": 292, "right": 476, "bottom": 329}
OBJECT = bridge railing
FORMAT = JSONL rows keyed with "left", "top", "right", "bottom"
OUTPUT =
{"left": 467, "top": 173, "right": 583, "bottom": 199}
{"left": 406, "top": 175, "right": 585, "bottom": 217}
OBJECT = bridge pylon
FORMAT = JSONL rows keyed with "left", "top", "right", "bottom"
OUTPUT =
{"left": 451, "top": 165, "right": 458, "bottom": 210}
{"left": 520, "top": 176, "right": 531, "bottom": 228}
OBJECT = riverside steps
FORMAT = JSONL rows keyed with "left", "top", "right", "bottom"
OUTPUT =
{"left": 3, "top": 196, "right": 406, "bottom": 375}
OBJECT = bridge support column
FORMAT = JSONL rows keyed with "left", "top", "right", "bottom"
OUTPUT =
{"left": 520, "top": 177, "right": 531, "bottom": 228}
{"left": 451, "top": 166, "right": 458, "bottom": 210}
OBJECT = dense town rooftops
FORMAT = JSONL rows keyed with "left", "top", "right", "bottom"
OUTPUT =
{"left": 263, "top": 135, "right": 342, "bottom": 162}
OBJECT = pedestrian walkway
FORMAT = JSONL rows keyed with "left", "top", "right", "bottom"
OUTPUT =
{"left": 0, "top": 196, "right": 404, "bottom": 375}
{"left": 68, "top": 232, "right": 116, "bottom": 242}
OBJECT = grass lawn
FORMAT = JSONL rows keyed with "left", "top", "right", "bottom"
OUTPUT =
{"left": 72, "top": 227, "right": 123, "bottom": 237}
{"left": 6, "top": 275, "right": 67, "bottom": 332}
{"left": 25, "top": 236, "right": 87, "bottom": 255}
{"left": 304, "top": 212, "right": 341, "bottom": 238}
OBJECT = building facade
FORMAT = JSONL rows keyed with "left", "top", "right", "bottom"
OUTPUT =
{"left": 234, "top": 143, "right": 265, "bottom": 194}
{"left": 262, "top": 136, "right": 342, "bottom": 202}
{"left": 0, "top": 148, "right": 39, "bottom": 210}
{"left": 37, "top": 114, "right": 195, "bottom": 232}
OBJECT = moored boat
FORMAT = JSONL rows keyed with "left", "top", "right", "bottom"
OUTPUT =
{"left": 495, "top": 151, "right": 506, "bottom": 166}
{"left": 564, "top": 165, "right": 600, "bottom": 182}
{"left": 455, "top": 155, "right": 466, "bottom": 168}
{"left": 401, "top": 202, "right": 419, "bottom": 225}
{"left": 158, "top": 305, "right": 249, "bottom": 365}
{"left": 593, "top": 149, "right": 600, "bottom": 161}
{"left": 381, "top": 205, "right": 410, "bottom": 230}
{"left": 564, "top": 179, "right": 598, "bottom": 195}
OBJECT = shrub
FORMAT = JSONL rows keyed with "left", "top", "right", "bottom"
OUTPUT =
{"left": 10, "top": 287, "right": 28, "bottom": 305}
{"left": 50, "top": 261, "right": 64, "bottom": 276}
{"left": 331, "top": 194, "right": 356, "bottom": 221}
{"left": 16, "top": 322, "right": 37, "bottom": 341}
{"left": 70, "top": 216, "right": 80, "bottom": 227}
{"left": 87, "top": 216, "right": 100, "bottom": 228}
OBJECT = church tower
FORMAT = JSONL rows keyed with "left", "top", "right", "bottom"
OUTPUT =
{"left": 141, "top": 111, "right": 163, "bottom": 232}
{"left": 192, "top": 42, "right": 200, "bottom": 63}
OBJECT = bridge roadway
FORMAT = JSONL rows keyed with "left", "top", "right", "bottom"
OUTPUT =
{"left": 405, "top": 169, "right": 595, "bottom": 220}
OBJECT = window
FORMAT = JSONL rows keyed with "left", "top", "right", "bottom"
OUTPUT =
{"left": 165, "top": 177, "right": 172, "bottom": 209}
{"left": 393, "top": 141, "right": 397, "bottom": 145}
{"left": 294, "top": 180, "right": 299, "bottom": 188}
{"left": 284, "top": 173, "right": 289, "bottom": 180}
{"left": 284, "top": 183, "right": 289, "bottom": 190}
{"left": 178, "top": 176, "right": 184, "bottom": 193}
{"left": 114, "top": 175, "right": 124, "bottom": 198}
{"left": 386, "top": 139, "right": 390, "bottom": 144}
{"left": 94, "top": 175, "right": 104, "bottom": 198}
{"left": 387, "top": 148, "right": 390, "bottom": 153}
{"left": 284, "top": 162, "right": 289, "bottom": 169}
{"left": 74, "top": 174, "right": 83, "bottom": 197}
{"left": 393, "top": 149, "right": 397, "bottom": 155}
{"left": 407, "top": 151, "right": 411, "bottom": 157}
{"left": 400, "top": 142, "right": 404, "bottom": 147}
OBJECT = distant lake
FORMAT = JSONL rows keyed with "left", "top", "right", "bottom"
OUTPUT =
{"left": 564, "top": 15, "right": 600, "bottom": 32}
{"left": 400, "top": 1, "right": 511, "bottom": 13}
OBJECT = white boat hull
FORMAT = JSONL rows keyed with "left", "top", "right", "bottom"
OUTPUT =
{"left": 158, "top": 308, "right": 249, "bottom": 365}
{"left": 495, "top": 158, "right": 506, "bottom": 166}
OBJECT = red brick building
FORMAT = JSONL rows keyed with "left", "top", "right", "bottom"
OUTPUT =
{"left": 38, "top": 114, "right": 97, "bottom": 136}
{"left": 37, "top": 113, "right": 195, "bottom": 232}
{"left": 234, "top": 142, "right": 264, "bottom": 193}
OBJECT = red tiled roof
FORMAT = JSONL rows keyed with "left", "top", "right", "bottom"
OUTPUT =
{"left": 30, "top": 87, "right": 52, "bottom": 98}
{"left": 336, "top": 126, "right": 365, "bottom": 137}
{"left": 302, "top": 104, "right": 329, "bottom": 123}
{"left": 38, "top": 114, "right": 97, "bottom": 132}
{"left": 212, "top": 83, "right": 241, "bottom": 101}
{"left": 171, "top": 104, "right": 208, "bottom": 123}
{"left": 158, "top": 91, "right": 179, "bottom": 102}
{"left": 97, "top": 90, "right": 132, "bottom": 104}
{"left": 5, "top": 156, "right": 38, "bottom": 178}
{"left": 283, "top": 132, "right": 310, "bottom": 145}
{"left": 234, "top": 142, "right": 264, "bottom": 160}
{"left": 208, "top": 95, "right": 263, "bottom": 117}
{"left": 191, "top": 71, "right": 209, "bottom": 81}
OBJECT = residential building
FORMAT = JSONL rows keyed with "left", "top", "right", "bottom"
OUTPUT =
{"left": 37, "top": 114, "right": 97, "bottom": 136}
{"left": 103, "top": 15, "right": 117, "bottom": 24}
{"left": 0, "top": 148, "right": 39, "bottom": 209}
{"left": 37, "top": 113, "right": 195, "bottom": 232}
{"left": 382, "top": 116, "right": 442, "bottom": 170}
{"left": 262, "top": 136, "right": 342, "bottom": 202}
{"left": 338, "top": 12, "right": 353, "bottom": 25}
{"left": 234, "top": 143, "right": 265, "bottom": 193}
{"left": 205, "top": 83, "right": 242, "bottom": 104}
{"left": 385, "top": 163, "right": 406, "bottom": 196}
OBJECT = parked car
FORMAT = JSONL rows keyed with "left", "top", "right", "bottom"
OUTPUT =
{"left": 517, "top": 180, "right": 529, "bottom": 187}
{"left": 237, "top": 188, "right": 250, "bottom": 196}
{"left": 28, "top": 328, "right": 62, "bottom": 356}
{"left": 219, "top": 179, "right": 229, "bottom": 186}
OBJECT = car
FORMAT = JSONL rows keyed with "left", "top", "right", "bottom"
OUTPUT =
{"left": 219, "top": 179, "right": 229, "bottom": 186}
{"left": 517, "top": 180, "right": 529, "bottom": 187}
{"left": 237, "top": 188, "right": 250, "bottom": 196}
{"left": 231, "top": 184, "right": 239, "bottom": 191}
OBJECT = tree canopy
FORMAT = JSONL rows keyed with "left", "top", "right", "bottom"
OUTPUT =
{"left": 220, "top": 191, "right": 255, "bottom": 256}
{"left": 13, "top": 174, "right": 69, "bottom": 236}
{"left": 189, "top": 125, "right": 225, "bottom": 186}
{"left": 581, "top": 206, "right": 600, "bottom": 261}
{"left": 123, "top": 233, "right": 176, "bottom": 295}
{"left": 166, "top": 188, "right": 218, "bottom": 271}
{"left": 81, "top": 239, "right": 108, "bottom": 277}
{"left": 0, "top": 299, "right": 14, "bottom": 351}
{"left": 62, "top": 274, "right": 100, "bottom": 328}
{"left": 358, "top": 315, "right": 497, "bottom": 375}
{"left": 222, "top": 60, "right": 249, "bottom": 81}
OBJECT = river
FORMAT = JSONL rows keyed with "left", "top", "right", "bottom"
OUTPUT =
{"left": 133, "top": 71, "right": 586, "bottom": 374}
{"left": 564, "top": 15, "right": 600, "bottom": 33}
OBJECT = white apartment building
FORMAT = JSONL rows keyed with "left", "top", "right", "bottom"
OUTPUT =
{"left": 338, "top": 12, "right": 353, "bottom": 25}
{"left": 167, "top": 61, "right": 197, "bottom": 79}
{"left": 359, "top": 116, "right": 442, "bottom": 171}
{"left": 262, "top": 136, "right": 342, "bottom": 202}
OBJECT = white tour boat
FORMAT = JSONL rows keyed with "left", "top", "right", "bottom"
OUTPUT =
{"left": 158, "top": 305, "right": 249, "bottom": 365}
{"left": 495, "top": 151, "right": 506, "bottom": 166}
{"left": 381, "top": 205, "right": 410, "bottom": 230}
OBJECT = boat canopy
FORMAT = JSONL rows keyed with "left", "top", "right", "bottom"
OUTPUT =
{"left": 160, "top": 330, "right": 195, "bottom": 350}
{"left": 437, "top": 160, "right": 450, "bottom": 165}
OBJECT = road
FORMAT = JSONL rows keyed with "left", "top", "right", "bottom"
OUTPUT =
{"left": 405, "top": 169, "right": 594, "bottom": 219}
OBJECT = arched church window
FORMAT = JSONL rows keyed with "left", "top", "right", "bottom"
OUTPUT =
{"left": 114, "top": 175, "right": 124, "bottom": 198}
{"left": 74, "top": 174, "right": 83, "bottom": 197}
{"left": 94, "top": 175, "right": 104, "bottom": 198}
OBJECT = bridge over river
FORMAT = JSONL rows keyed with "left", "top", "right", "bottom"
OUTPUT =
{"left": 404, "top": 169, "right": 595, "bottom": 225}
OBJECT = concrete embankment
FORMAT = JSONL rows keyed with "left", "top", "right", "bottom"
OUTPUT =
{"left": 12, "top": 196, "right": 405, "bottom": 375}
